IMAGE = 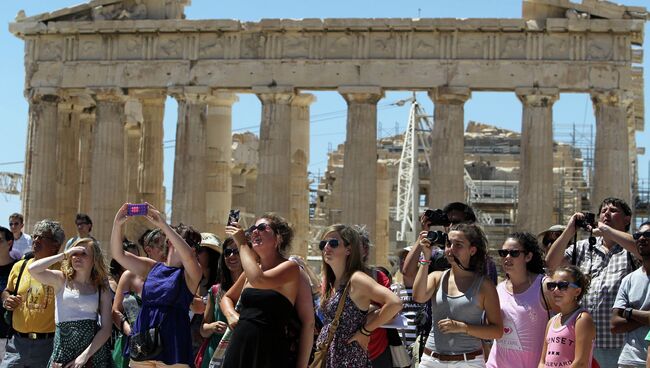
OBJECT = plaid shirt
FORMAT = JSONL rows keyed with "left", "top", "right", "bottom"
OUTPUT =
{"left": 565, "top": 237, "right": 638, "bottom": 349}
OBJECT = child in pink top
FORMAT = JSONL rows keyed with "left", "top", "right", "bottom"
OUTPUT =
{"left": 539, "top": 265, "right": 595, "bottom": 368}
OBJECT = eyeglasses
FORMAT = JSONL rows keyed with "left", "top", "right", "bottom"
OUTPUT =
{"left": 76, "top": 222, "right": 89, "bottom": 227}
{"left": 546, "top": 281, "right": 580, "bottom": 291}
{"left": 633, "top": 231, "right": 650, "bottom": 240}
{"left": 319, "top": 238, "right": 340, "bottom": 251}
{"left": 224, "top": 248, "right": 240, "bottom": 258}
{"left": 246, "top": 223, "right": 272, "bottom": 234}
{"left": 497, "top": 249, "right": 525, "bottom": 258}
{"left": 8, "top": 222, "right": 20, "bottom": 227}
{"left": 33, "top": 234, "right": 57, "bottom": 243}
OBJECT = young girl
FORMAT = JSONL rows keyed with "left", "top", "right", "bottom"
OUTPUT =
{"left": 538, "top": 265, "right": 595, "bottom": 368}
{"left": 28, "top": 237, "right": 113, "bottom": 368}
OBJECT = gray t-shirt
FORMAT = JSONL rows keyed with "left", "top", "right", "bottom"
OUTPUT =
{"left": 613, "top": 267, "right": 650, "bottom": 366}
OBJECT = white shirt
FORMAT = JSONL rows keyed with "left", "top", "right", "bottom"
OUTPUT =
{"left": 10, "top": 233, "right": 32, "bottom": 260}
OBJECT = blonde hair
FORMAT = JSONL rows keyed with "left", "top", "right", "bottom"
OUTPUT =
{"left": 61, "top": 237, "right": 109, "bottom": 291}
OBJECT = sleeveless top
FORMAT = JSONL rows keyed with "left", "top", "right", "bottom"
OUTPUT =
{"left": 544, "top": 308, "right": 593, "bottom": 368}
{"left": 487, "top": 274, "right": 550, "bottom": 368}
{"left": 222, "top": 288, "right": 294, "bottom": 368}
{"left": 316, "top": 285, "right": 372, "bottom": 368}
{"left": 55, "top": 281, "right": 99, "bottom": 323}
{"left": 130, "top": 262, "right": 194, "bottom": 365}
{"left": 425, "top": 269, "right": 484, "bottom": 354}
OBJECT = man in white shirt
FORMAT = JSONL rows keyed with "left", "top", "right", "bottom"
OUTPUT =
{"left": 7, "top": 213, "right": 31, "bottom": 260}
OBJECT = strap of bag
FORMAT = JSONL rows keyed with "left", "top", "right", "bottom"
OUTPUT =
{"left": 320, "top": 282, "right": 350, "bottom": 351}
{"left": 10, "top": 254, "right": 34, "bottom": 297}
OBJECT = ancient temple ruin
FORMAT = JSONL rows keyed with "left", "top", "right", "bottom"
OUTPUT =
{"left": 9, "top": 0, "right": 647, "bottom": 263}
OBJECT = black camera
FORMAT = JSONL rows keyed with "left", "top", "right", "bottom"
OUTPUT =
{"left": 575, "top": 212, "right": 597, "bottom": 231}
{"left": 427, "top": 230, "right": 448, "bottom": 246}
{"left": 424, "top": 209, "right": 451, "bottom": 227}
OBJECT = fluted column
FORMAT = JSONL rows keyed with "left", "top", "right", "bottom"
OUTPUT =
{"left": 56, "top": 97, "right": 84, "bottom": 236}
{"left": 22, "top": 88, "right": 60, "bottom": 231}
{"left": 290, "top": 93, "right": 315, "bottom": 258}
{"left": 78, "top": 109, "right": 95, "bottom": 214}
{"left": 90, "top": 89, "right": 126, "bottom": 250}
{"left": 592, "top": 90, "right": 633, "bottom": 204}
{"left": 428, "top": 87, "right": 471, "bottom": 209}
{"left": 205, "top": 92, "right": 238, "bottom": 238}
{"left": 171, "top": 88, "right": 208, "bottom": 230}
{"left": 255, "top": 87, "right": 295, "bottom": 219}
{"left": 516, "top": 88, "right": 558, "bottom": 233}
{"left": 123, "top": 98, "right": 144, "bottom": 241}
{"left": 339, "top": 86, "right": 383, "bottom": 240}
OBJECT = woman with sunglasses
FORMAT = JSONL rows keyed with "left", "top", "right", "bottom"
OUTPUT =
{"left": 221, "top": 214, "right": 303, "bottom": 367}
{"left": 538, "top": 265, "right": 595, "bottom": 368}
{"left": 110, "top": 204, "right": 202, "bottom": 367}
{"left": 197, "top": 238, "right": 242, "bottom": 368}
{"left": 413, "top": 223, "right": 502, "bottom": 368}
{"left": 486, "top": 232, "right": 557, "bottom": 368}
{"left": 316, "top": 224, "right": 402, "bottom": 368}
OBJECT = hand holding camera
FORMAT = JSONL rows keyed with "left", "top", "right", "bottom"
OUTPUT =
{"left": 225, "top": 209, "right": 246, "bottom": 247}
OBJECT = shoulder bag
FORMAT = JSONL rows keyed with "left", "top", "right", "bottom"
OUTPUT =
{"left": 309, "top": 282, "right": 350, "bottom": 368}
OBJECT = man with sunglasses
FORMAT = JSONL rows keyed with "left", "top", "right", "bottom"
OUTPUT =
{"left": 63, "top": 213, "right": 93, "bottom": 251}
{"left": 610, "top": 221, "right": 650, "bottom": 368}
{"left": 7, "top": 213, "right": 31, "bottom": 261}
{"left": 546, "top": 197, "right": 638, "bottom": 368}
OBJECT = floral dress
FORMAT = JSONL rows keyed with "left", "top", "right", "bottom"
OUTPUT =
{"left": 316, "top": 285, "right": 372, "bottom": 368}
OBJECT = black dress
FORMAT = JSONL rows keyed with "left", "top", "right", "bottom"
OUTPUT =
{"left": 222, "top": 288, "right": 293, "bottom": 368}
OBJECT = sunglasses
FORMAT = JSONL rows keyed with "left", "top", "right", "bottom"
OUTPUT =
{"left": 224, "top": 248, "right": 240, "bottom": 258}
{"left": 33, "top": 234, "right": 57, "bottom": 243}
{"left": 8, "top": 222, "right": 20, "bottom": 227}
{"left": 633, "top": 231, "right": 650, "bottom": 240}
{"left": 246, "top": 223, "right": 272, "bottom": 235}
{"left": 319, "top": 239, "right": 340, "bottom": 251}
{"left": 546, "top": 281, "right": 580, "bottom": 291}
{"left": 497, "top": 249, "right": 526, "bottom": 258}
{"left": 76, "top": 222, "right": 89, "bottom": 226}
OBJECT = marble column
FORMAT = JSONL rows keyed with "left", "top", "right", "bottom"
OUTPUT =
{"left": 22, "top": 88, "right": 60, "bottom": 231}
{"left": 516, "top": 88, "right": 558, "bottom": 233}
{"left": 428, "top": 87, "right": 471, "bottom": 209}
{"left": 339, "top": 86, "right": 383, "bottom": 240}
{"left": 205, "top": 92, "right": 238, "bottom": 238}
{"left": 78, "top": 109, "right": 95, "bottom": 214}
{"left": 376, "top": 160, "right": 390, "bottom": 268}
{"left": 171, "top": 88, "right": 208, "bottom": 230}
{"left": 123, "top": 98, "right": 144, "bottom": 241}
{"left": 592, "top": 90, "right": 633, "bottom": 205}
{"left": 56, "top": 97, "right": 83, "bottom": 236}
{"left": 290, "top": 93, "right": 315, "bottom": 258}
{"left": 254, "top": 87, "right": 295, "bottom": 219}
{"left": 90, "top": 90, "right": 126, "bottom": 250}
{"left": 135, "top": 91, "right": 166, "bottom": 212}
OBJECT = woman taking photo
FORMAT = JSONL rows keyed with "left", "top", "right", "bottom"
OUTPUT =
{"left": 315, "top": 224, "right": 402, "bottom": 367}
{"left": 413, "top": 223, "right": 503, "bottom": 368}
{"left": 221, "top": 213, "right": 309, "bottom": 367}
{"left": 111, "top": 203, "right": 202, "bottom": 367}
{"left": 197, "top": 237, "right": 242, "bottom": 368}
{"left": 28, "top": 237, "right": 113, "bottom": 368}
{"left": 487, "top": 232, "right": 557, "bottom": 368}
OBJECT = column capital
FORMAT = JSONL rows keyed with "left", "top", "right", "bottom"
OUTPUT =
{"left": 128, "top": 89, "right": 167, "bottom": 104}
{"left": 26, "top": 87, "right": 61, "bottom": 103}
{"left": 205, "top": 92, "right": 239, "bottom": 107}
{"left": 90, "top": 87, "right": 126, "bottom": 103}
{"left": 291, "top": 93, "right": 317, "bottom": 107}
{"left": 169, "top": 86, "right": 210, "bottom": 103}
{"left": 338, "top": 86, "right": 383, "bottom": 104}
{"left": 591, "top": 89, "right": 634, "bottom": 107}
{"left": 516, "top": 87, "right": 559, "bottom": 107}
{"left": 429, "top": 87, "right": 471, "bottom": 105}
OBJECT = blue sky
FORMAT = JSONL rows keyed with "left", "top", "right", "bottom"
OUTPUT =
{"left": 0, "top": 0, "right": 648, "bottom": 225}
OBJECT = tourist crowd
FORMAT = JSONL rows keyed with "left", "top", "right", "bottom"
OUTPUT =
{"left": 0, "top": 196, "right": 649, "bottom": 368}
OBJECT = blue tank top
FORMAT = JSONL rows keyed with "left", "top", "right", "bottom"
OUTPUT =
{"left": 425, "top": 269, "right": 485, "bottom": 354}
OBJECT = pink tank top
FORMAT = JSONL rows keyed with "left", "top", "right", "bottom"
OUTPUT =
{"left": 544, "top": 308, "right": 593, "bottom": 368}
{"left": 487, "top": 274, "right": 550, "bottom": 368}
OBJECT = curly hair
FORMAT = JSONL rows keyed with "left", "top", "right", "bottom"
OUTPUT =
{"left": 449, "top": 223, "right": 488, "bottom": 274}
{"left": 506, "top": 232, "right": 546, "bottom": 275}
{"left": 553, "top": 265, "right": 591, "bottom": 302}
{"left": 33, "top": 219, "right": 65, "bottom": 246}
{"left": 61, "top": 238, "right": 109, "bottom": 292}
{"left": 260, "top": 213, "right": 294, "bottom": 254}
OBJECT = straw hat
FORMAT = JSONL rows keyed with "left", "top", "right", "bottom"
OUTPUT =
{"left": 200, "top": 233, "right": 222, "bottom": 253}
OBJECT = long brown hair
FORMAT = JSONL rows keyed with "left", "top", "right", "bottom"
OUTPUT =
{"left": 61, "top": 237, "right": 109, "bottom": 291}
{"left": 319, "top": 224, "right": 367, "bottom": 310}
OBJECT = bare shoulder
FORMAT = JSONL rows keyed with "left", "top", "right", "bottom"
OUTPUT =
{"left": 350, "top": 270, "right": 374, "bottom": 286}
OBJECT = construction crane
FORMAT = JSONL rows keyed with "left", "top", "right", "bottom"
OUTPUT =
{"left": 395, "top": 98, "right": 493, "bottom": 242}
{"left": 0, "top": 172, "right": 22, "bottom": 196}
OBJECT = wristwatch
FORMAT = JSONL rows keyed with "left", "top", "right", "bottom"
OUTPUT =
{"left": 624, "top": 307, "right": 633, "bottom": 321}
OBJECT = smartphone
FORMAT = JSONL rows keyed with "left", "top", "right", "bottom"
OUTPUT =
{"left": 127, "top": 203, "right": 148, "bottom": 216}
{"left": 228, "top": 209, "right": 240, "bottom": 226}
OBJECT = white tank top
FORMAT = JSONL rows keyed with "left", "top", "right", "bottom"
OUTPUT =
{"left": 55, "top": 281, "right": 99, "bottom": 323}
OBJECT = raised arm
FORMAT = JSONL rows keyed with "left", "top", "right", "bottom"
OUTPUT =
{"left": 28, "top": 250, "right": 68, "bottom": 292}
{"left": 412, "top": 233, "right": 439, "bottom": 303}
{"left": 66, "top": 287, "right": 113, "bottom": 368}
{"left": 403, "top": 216, "right": 432, "bottom": 282}
{"left": 599, "top": 224, "right": 638, "bottom": 259}
{"left": 111, "top": 204, "right": 156, "bottom": 278}
{"left": 546, "top": 214, "right": 579, "bottom": 271}
{"left": 220, "top": 273, "right": 246, "bottom": 330}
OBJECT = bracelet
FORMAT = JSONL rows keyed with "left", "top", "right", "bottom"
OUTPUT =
{"left": 625, "top": 307, "right": 633, "bottom": 321}
{"left": 418, "top": 260, "right": 431, "bottom": 266}
{"left": 360, "top": 325, "right": 373, "bottom": 336}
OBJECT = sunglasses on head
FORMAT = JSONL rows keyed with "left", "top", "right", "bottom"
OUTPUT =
{"left": 546, "top": 281, "right": 580, "bottom": 291}
{"left": 319, "top": 239, "right": 340, "bottom": 251}
{"left": 247, "top": 223, "right": 271, "bottom": 234}
{"left": 224, "top": 248, "right": 240, "bottom": 257}
{"left": 497, "top": 249, "right": 525, "bottom": 258}
{"left": 633, "top": 231, "right": 650, "bottom": 240}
